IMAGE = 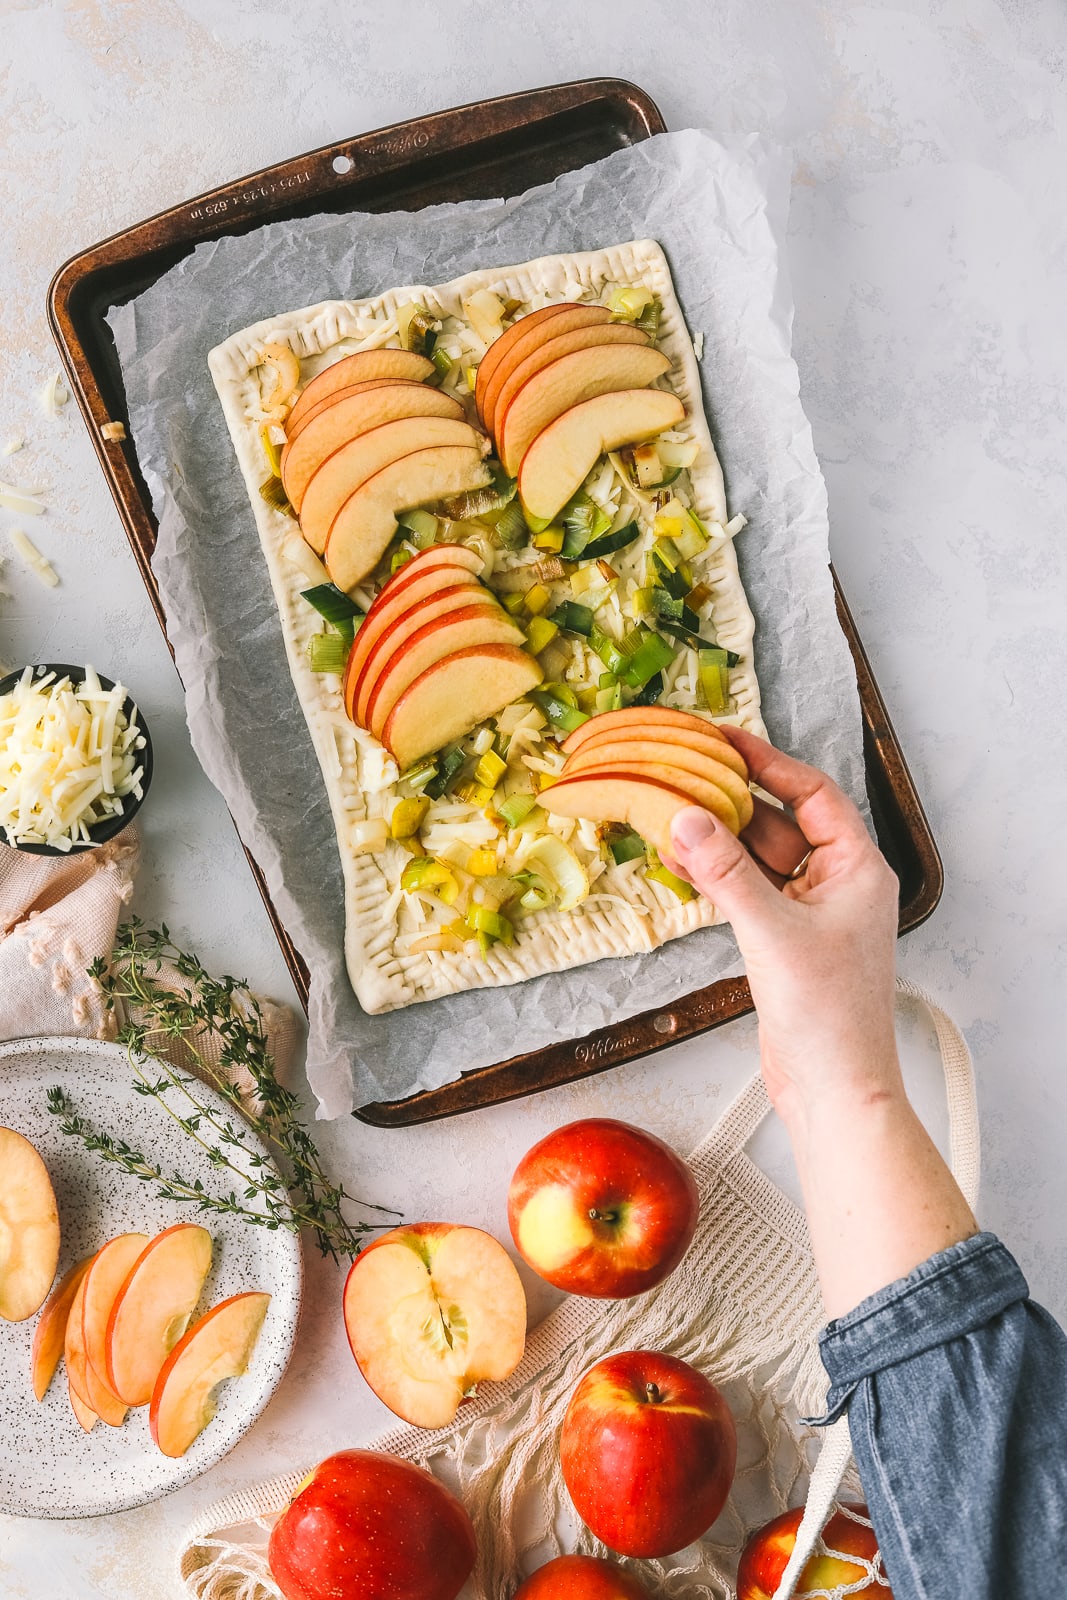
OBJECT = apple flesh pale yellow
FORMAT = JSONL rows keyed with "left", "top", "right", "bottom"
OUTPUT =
{"left": 496, "top": 343, "right": 671, "bottom": 476}
{"left": 68, "top": 1376, "right": 98, "bottom": 1433}
{"left": 0, "top": 1127, "right": 61, "bottom": 1323}
{"left": 282, "top": 377, "right": 399, "bottom": 447}
{"left": 366, "top": 604, "right": 524, "bottom": 739}
{"left": 31, "top": 1254, "right": 93, "bottom": 1401}
{"left": 286, "top": 348, "right": 434, "bottom": 433}
{"left": 282, "top": 384, "right": 465, "bottom": 511}
{"left": 489, "top": 323, "right": 650, "bottom": 441}
{"left": 381, "top": 644, "right": 544, "bottom": 771}
{"left": 476, "top": 302, "right": 610, "bottom": 426}
{"left": 342, "top": 1222, "right": 527, "bottom": 1429}
{"left": 543, "top": 770, "right": 702, "bottom": 860}
{"left": 299, "top": 416, "right": 484, "bottom": 554}
{"left": 149, "top": 1290, "right": 270, "bottom": 1458}
{"left": 351, "top": 581, "right": 497, "bottom": 727}
{"left": 324, "top": 445, "right": 492, "bottom": 593}
{"left": 81, "top": 1232, "right": 150, "bottom": 1426}
{"left": 518, "top": 388, "right": 686, "bottom": 524}
{"left": 562, "top": 705, "right": 731, "bottom": 755}
{"left": 105, "top": 1222, "right": 213, "bottom": 1407}
{"left": 64, "top": 1274, "right": 100, "bottom": 1411}
{"left": 570, "top": 758, "right": 741, "bottom": 831}
{"left": 565, "top": 741, "right": 753, "bottom": 831}
{"left": 565, "top": 721, "right": 750, "bottom": 783}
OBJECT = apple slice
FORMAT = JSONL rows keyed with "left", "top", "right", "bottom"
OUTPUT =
{"left": 477, "top": 303, "right": 612, "bottom": 427}
{"left": 30, "top": 1255, "right": 93, "bottom": 1400}
{"left": 575, "top": 758, "right": 741, "bottom": 831}
{"left": 81, "top": 1232, "right": 150, "bottom": 1425}
{"left": 342, "top": 549, "right": 484, "bottom": 720}
{"left": 367, "top": 605, "right": 525, "bottom": 739}
{"left": 490, "top": 324, "right": 650, "bottom": 442}
{"left": 325, "top": 446, "right": 492, "bottom": 594}
{"left": 68, "top": 1376, "right": 98, "bottom": 1433}
{"left": 343, "top": 1223, "right": 526, "bottom": 1429}
{"left": 105, "top": 1223, "right": 213, "bottom": 1406}
{"left": 283, "top": 385, "right": 466, "bottom": 511}
{"left": 382, "top": 644, "right": 544, "bottom": 771}
{"left": 300, "top": 416, "right": 484, "bottom": 554}
{"left": 562, "top": 706, "right": 731, "bottom": 755}
{"left": 542, "top": 771, "right": 697, "bottom": 860}
{"left": 496, "top": 344, "right": 671, "bottom": 475}
{"left": 519, "top": 388, "right": 686, "bottom": 523}
{"left": 63, "top": 1273, "right": 98, "bottom": 1409}
{"left": 564, "top": 716, "right": 749, "bottom": 781}
{"left": 284, "top": 378, "right": 411, "bottom": 447}
{"left": 351, "top": 583, "right": 500, "bottom": 727}
{"left": 286, "top": 349, "right": 434, "bottom": 433}
{"left": 0, "top": 1127, "right": 61, "bottom": 1323}
{"left": 149, "top": 1291, "right": 270, "bottom": 1458}
{"left": 565, "top": 740, "right": 753, "bottom": 829}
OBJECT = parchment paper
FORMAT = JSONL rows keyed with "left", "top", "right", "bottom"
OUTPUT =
{"left": 108, "top": 130, "right": 867, "bottom": 1119}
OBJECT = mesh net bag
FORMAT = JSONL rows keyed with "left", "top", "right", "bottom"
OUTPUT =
{"left": 177, "top": 981, "right": 979, "bottom": 1600}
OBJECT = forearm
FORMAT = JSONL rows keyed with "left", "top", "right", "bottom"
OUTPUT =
{"left": 780, "top": 1063, "right": 978, "bottom": 1320}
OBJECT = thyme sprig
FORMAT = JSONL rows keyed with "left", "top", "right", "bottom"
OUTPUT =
{"left": 48, "top": 919, "right": 394, "bottom": 1260}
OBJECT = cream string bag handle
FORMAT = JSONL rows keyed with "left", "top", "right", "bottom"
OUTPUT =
{"left": 177, "top": 981, "right": 979, "bottom": 1600}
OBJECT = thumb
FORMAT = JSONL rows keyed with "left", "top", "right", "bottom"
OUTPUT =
{"left": 668, "top": 806, "right": 782, "bottom": 934}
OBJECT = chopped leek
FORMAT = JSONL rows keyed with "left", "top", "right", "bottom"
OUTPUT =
{"left": 525, "top": 833, "right": 589, "bottom": 911}
{"left": 467, "top": 848, "right": 499, "bottom": 876}
{"left": 400, "top": 757, "right": 438, "bottom": 792}
{"left": 497, "top": 792, "right": 537, "bottom": 830}
{"left": 525, "top": 615, "right": 559, "bottom": 655}
{"left": 580, "top": 520, "right": 641, "bottom": 562}
{"left": 540, "top": 680, "right": 578, "bottom": 709}
{"left": 260, "top": 476, "right": 294, "bottom": 515}
{"left": 533, "top": 556, "right": 566, "bottom": 586}
{"left": 686, "top": 581, "right": 713, "bottom": 611}
{"left": 551, "top": 601, "right": 594, "bottom": 637}
{"left": 455, "top": 780, "right": 496, "bottom": 809}
{"left": 595, "top": 681, "right": 624, "bottom": 713}
{"left": 429, "top": 347, "right": 453, "bottom": 383}
{"left": 512, "top": 871, "right": 554, "bottom": 913}
{"left": 425, "top": 744, "right": 466, "bottom": 799}
{"left": 396, "top": 302, "right": 439, "bottom": 354}
{"left": 607, "top": 828, "right": 647, "bottom": 865}
{"left": 307, "top": 633, "right": 349, "bottom": 673}
{"left": 491, "top": 500, "right": 528, "bottom": 552}
{"left": 576, "top": 686, "right": 600, "bottom": 714}
{"left": 560, "top": 490, "right": 612, "bottom": 559}
{"left": 699, "top": 648, "right": 731, "bottom": 714}
{"left": 652, "top": 590, "right": 703, "bottom": 635}
{"left": 646, "top": 857, "right": 696, "bottom": 902}
{"left": 401, "top": 856, "right": 460, "bottom": 904}
{"left": 635, "top": 297, "right": 662, "bottom": 338}
{"left": 439, "top": 464, "right": 516, "bottom": 521}
{"left": 532, "top": 689, "right": 589, "bottom": 734}
{"left": 465, "top": 904, "right": 514, "bottom": 944}
{"left": 260, "top": 424, "right": 283, "bottom": 478}
{"left": 523, "top": 583, "right": 552, "bottom": 616}
{"left": 620, "top": 632, "right": 675, "bottom": 691}
{"left": 532, "top": 523, "right": 565, "bottom": 553}
{"left": 502, "top": 590, "right": 527, "bottom": 616}
{"left": 397, "top": 508, "right": 440, "bottom": 546}
{"left": 671, "top": 519, "right": 709, "bottom": 561}
{"left": 607, "top": 284, "right": 655, "bottom": 321}
{"left": 390, "top": 544, "right": 416, "bottom": 573}
{"left": 474, "top": 749, "right": 507, "bottom": 788}
{"left": 630, "top": 670, "right": 664, "bottom": 707}
{"left": 301, "top": 583, "right": 363, "bottom": 629}
{"left": 650, "top": 547, "right": 691, "bottom": 600}
{"left": 391, "top": 796, "right": 430, "bottom": 839}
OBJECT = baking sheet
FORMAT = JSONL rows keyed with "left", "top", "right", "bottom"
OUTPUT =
{"left": 107, "top": 129, "right": 867, "bottom": 1119}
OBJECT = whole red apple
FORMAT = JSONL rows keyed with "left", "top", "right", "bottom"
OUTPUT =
{"left": 507, "top": 1118, "right": 699, "bottom": 1297}
{"left": 560, "top": 1350, "right": 736, "bottom": 1557}
{"left": 737, "top": 1504, "right": 892, "bottom": 1598}
{"left": 267, "top": 1449, "right": 476, "bottom": 1600}
{"left": 513, "top": 1553, "right": 651, "bottom": 1598}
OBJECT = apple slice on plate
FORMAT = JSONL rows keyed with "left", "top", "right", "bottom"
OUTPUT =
{"left": 286, "top": 349, "right": 434, "bottom": 433}
{"left": 488, "top": 323, "right": 649, "bottom": 440}
{"left": 300, "top": 416, "right": 484, "bottom": 554}
{"left": 519, "top": 389, "right": 685, "bottom": 524}
{"left": 283, "top": 385, "right": 466, "bottom": 511}
{"left": 542, "top": 771, "right": 696, "bottom": 860}
{"left": 325, "top": 446, "right": 492, "bottom": 594}
{"left": 477, "top": 303, "right": 611, "bottom": 427}
{"left": 564, "top": 716, "right": 749, "bottom": 781}
{"left": 64, "top": 1273, "right": 102, "bottom": 1410}
{"left": 367, "top": 605, "right": 524, "bottom": 739}
{"left": 68, "top": 1376, "right": 98, "bottom": 1433}
{"left": 562, "top": 706, "right": 731, "bottom": 755}
{"left": 343, "top": 1223, "right": 526, "bottom": 1429}
{"left": 566, "top": 741, "right": 753, "bottom": 829}
{"left": 80, "top": 1232, "right": 150, "bottom": 1425}
{"left": 30, "top": 1255, "right": 92, "bottom": 1400}
{"left": 496, "top": 344, "right": 671, "bottom": 475}
{"left": 106, "top": 1223, "right": 213, "bottom": 1407}
{"left": 381, "top": 644, "right": 543, "bottom": 770}
{"left": 0, "top": 1126, "right": 61, "bottom": 1323}
{"left": 351, "top": 584, "right": 500, "bottom": 728}
{"left": 150, "top": 1291, "right": 270, "bottom": 1458}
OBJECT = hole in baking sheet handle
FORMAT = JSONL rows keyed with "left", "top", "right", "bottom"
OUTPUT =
{"left": 652, "top": 1012, "right": 677, "bottom": 1036}
{"left": 332, "top": 154, "right": 353, "bottom": 174}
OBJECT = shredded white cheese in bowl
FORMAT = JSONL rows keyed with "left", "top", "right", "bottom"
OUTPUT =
{"left": 0, "top": 664, "right": 151, "bottom": 854}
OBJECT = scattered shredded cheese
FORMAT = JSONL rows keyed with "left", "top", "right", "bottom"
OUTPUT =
{"left": 101, "top": 420, "right": 127, "bottom": 443}
{"left": 0, "top": 666, "right": 145, "bottom": 849}
{"left": 39, "top": 373, "right": 68, "bottom": 418}
{"left": 2, "top": 438, "right": 23, "bottom": 457}
{"left": 8, "top": 528, "right": 58, "bottom": 587}
{"left": 693, "top": 331, "right": 705, "bottom": 359}
{"left": 0, "top": 478, "right": 45, "bottom": 516}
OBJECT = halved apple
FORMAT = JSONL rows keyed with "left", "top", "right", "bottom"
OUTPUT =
{"left": 489, "top": 324, "right": 650, "bottom": 442}
{"left": 68, "top": 1377, "right": 97, "bottom": 1433}
{"left": 351, "top": 583, "right": 500, "bottom": 728}
{"left": 367, "top": 605, "right": 524, "bottom": 739}
{"left": 343, "top": 551, "right": 484, "bottom": 719}
{"left": 81, "top": 1232, "right": 150, "bottom": 1425}
{"left": 566, "top": 721, "right": 750, "bottom": 783}
{"left": 477, "top": 303, "right": 612, "bottom": 427}
{"left": 562, "top": 706, "right": 730, "bottom": 755}
{"left": 381, "top": 644, "right": 544, "bottom": 770}
{"left": 542, "top": 770, "right": 697, "bottom": 859}
{"left": 283, "top": 385, "right": 466, "bottom": 511}
{"left": 496, "top": 344, "right": 671, "bottom": 476}
{"left": 343, "top": 1223, "right": 526, "bottom": 1429}
{"left": 565, "top": 741, "right": 753, "bottom": 829}
{"left": 325, "top": 446, "right": 492, "bottom": 594}
{"left": 0, "top": 1126, "right": 61, "bottom": 1323}
{"left": 105, "top": 1223, "right": 213, "bottom": 1407}
{"left": 30, "top": 1255, "right": 92, "bottom": 1400}
{"left": 300, "top": 416, "right": 484, "bottom": 555}
{"left": 286, "top": 349, "right": 434, "bottom": 433}
{"left": 519, "top": 388, "right": 686, "bottom": 523}
{"left": 149, "top": 1291, "right": 270, "bottom": 1459}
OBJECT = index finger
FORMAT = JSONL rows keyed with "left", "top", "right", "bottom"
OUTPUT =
{"left": 717, "top": 726, "right": 871, "bottom": 850}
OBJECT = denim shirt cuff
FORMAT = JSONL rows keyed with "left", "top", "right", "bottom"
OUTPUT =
{"left": 807, "top": 1232, "right": 1028, "bottom": 1425}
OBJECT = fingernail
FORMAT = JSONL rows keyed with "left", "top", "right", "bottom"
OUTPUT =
{"left": 671, "top": 806, "right": 715, "bottom": 851}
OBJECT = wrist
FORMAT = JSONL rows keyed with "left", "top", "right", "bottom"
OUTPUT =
{"left": 768, "top": 1042, "right": 907, "bottom": 1136}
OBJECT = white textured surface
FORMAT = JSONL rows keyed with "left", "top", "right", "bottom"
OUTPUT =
{"left": 0, "top": 2, "right": 1064, "bottom": 1594}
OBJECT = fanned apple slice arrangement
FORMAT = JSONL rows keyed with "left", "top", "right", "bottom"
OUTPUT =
{"left": 1, "top": 1132, "right": 270, "bottom": 1458}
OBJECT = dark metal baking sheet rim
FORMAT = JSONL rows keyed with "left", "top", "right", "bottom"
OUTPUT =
{"left": 46, "top": 77, "right": 943, "bottom": 1127}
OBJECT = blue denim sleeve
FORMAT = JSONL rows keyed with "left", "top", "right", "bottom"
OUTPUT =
{"left": 813, "top": 1231, "right": 1067, "bottom": 1599}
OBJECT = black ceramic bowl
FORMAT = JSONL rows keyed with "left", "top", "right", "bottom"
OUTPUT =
{"left": 0, "top": 663, "right": 153, "bottom": 855}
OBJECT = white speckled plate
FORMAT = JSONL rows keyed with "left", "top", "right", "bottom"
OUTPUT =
{"left": 0, "top": 1037, "right": 303, "bottom": 1518}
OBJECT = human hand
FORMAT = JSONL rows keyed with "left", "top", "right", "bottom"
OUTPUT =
{"left": 666, "top": 728, "right": 903, "bottom": 1127}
